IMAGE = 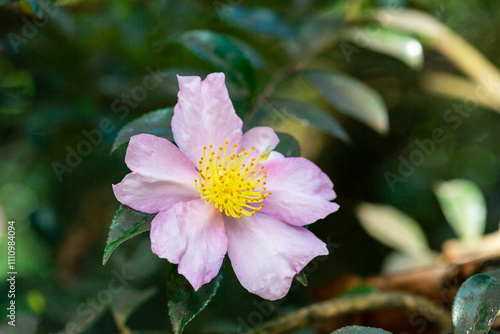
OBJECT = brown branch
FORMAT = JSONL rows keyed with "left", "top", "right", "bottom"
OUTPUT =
{"left": 373, "top": 9, "right": 500, "bottom": 113}
{"left": 419, "top": 72, "right": 500, "bottom": 111}
{"left": 253, "top": 257, "right": 500, "bottom": 334}
{"left": 316, "top": 257, "right": 500, "bottom": 302}
{"left": 247, "top": 291, "right": 452, "bottom": 334}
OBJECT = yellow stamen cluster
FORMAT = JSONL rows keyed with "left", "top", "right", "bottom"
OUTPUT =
{"left": 195, "top": 141, "right": 270, "bottom": 218}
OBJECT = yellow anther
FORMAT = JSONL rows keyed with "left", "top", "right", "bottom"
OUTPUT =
{"left": 194, "top": 142, "right": 270, "bottom": 218}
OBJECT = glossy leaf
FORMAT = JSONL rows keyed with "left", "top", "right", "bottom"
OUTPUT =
{"left": 306, "top": 71, "right": 389, "bottom": 134}
{"left": 167, "top": 265, "right": 223, "bottom": 334}
{"left": 434, "top": 179, "right": 486, "bottom": 242}
{"left": 275, "top": 132, "right": 301, "bottom": 158}
{"left": 341, "top": 26, "right": 424, "bottom": 70}
{"left": 356, "top": 203, "right": 430, "bottom": 257}
{"left": 230, "top": 38, "right": 266, "bottom": 69}
{"left": 177, "top": 30, "right": 256, "bottom": 92}
{"left": 244, "top": 102, "right": 285, "bottom": 130}
{"left": 103, "top": 205, "right": 154, "bottom": 265}
{"left": 111, "top": 107, "right": 174, "bottom": 154}
{"left": 297, "top": 17, "right": 342, "bottom": 53}
{"left": 216, "top": 4, "right": 294, "bottom": 39}
{"left": 333, "top": 325, "right": 392, "bottom": 334}
{"left": 294, "top": 271, "right": 309, "bottom": 287}
{"left": 269, "top": 98, "right": 350, "bottom": 143}
{"left": 452, "top": 269, "right": 500, "bottom": 334}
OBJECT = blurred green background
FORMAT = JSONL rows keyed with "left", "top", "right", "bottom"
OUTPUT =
{"left": 1, "top": 0, "right": 500, "bottom": 333}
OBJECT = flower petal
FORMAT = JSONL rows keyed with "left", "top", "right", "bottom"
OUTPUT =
{"left": 172, "top": 73, "right": 243, "bottom": 165}
{"left": 150, "top": 199, "right": 228, "bottom": 290}
{"left": 240, "top": 126, "right": 279, "bottom": 160}
{"left": 125, "top": 134, "right": 198, "bottom": 181}
{"left": 225, "top": 213, "right": 328, "bottom": 300}
{"left": 113, "top": 172, "right": 199, "bottom": 214}
{"left": 261, "top": 157, "right": 339, "bottom": 226}
{"left": 112, "top": 133, "right": 200, "bottom": 213}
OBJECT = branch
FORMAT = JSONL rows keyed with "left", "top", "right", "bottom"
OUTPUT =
{"left": 251, "top": 256, "right": 500, "bottom": 334}
{"left": 420, "top": 71, "right": 500, "bottom": 111}
{"left": 373, "top": 9, "right": 500, "bottom": 113}
{"left": 247, "top": 291, "right": 451, "bottom": 334}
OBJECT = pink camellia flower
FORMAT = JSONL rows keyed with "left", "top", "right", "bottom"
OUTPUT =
{"left": 113, "top": 73, "right": 339, "bottom": 300}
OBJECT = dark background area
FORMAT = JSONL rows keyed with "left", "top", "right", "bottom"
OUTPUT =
{"left": 1, "top": 0, "right": 500, "bottom": 333}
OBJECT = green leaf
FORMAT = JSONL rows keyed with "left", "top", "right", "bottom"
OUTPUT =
{"left": 269, "top": 98, "right": 350, "bottom": 143}
{"left": 340, "top": 26, "right": 424, "bottom": 70}
{"left": 275, "top": 132, "right": 301, "bottom": 158}
{"left": 356, "top": 203, "right": 430, "bottom": 257}
{"left": 297, "top": 17, "right": 342, "bottom": 53}
{"left": 110, "top": 287, "right": 158, "bottom": 330}
{"left": 103, "top": 205, "right": 154, "bottom": 265}
{"left": 341, "top": 284, "right": 379, "bottom": 296}
{"left": 434, "top": 179, "right": 486, "bottom": 242}
{"left": 111, "top": 107, "right": 174, "bottom": 154}
{"left": 294, "top": 271, "right": 309, "bottom": 287}
{"left": 0, "top": 58, "right": 35, "bottom": 115}
{"left": 167, "top": 265, "right": 223, "bottom": 334}
{"left": 177, "top": 30, "right": 256, "bottom": 92}
{"left": 244, "top": 102, "right": 283, "bottom": 129}
{"left": 452, "top": 269, "right": 500, "bottom": 334}
{"left": 332, "top": 325, "right": 392, "bottom": 334}
{"left": 230, "top": 38, "right": 267, "bottom": 69}
{"left": 216, "top": 5, "right": 294, "bottom": 39}
{"left": 306, "top": 70, "right": 389, "bottom": 135}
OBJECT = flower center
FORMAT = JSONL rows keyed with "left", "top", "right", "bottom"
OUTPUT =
{"left": 195, "top": 141, "right": 270, "bottom": 218}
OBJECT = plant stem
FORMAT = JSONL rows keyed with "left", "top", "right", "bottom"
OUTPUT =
{"left": 246, "top": 291, "right": 452, "bottom": 334}
{"left": 373, "top": 9, "right": 500, "bottom": 113}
